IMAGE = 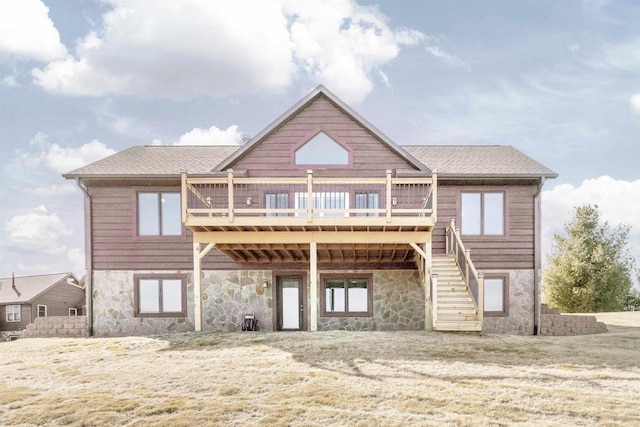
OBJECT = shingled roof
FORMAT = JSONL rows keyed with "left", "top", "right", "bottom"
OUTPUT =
{"left": 0, "top": 273, "right": 80, "bottom": 305}
{"left": 64, "top": 144, "right": 556, "bottom": 179}
{"left": 404, "top": 145, "right": 557, "bottom": 178}
{"left": 63, "top": 145, "right": 240, "bottom": 178}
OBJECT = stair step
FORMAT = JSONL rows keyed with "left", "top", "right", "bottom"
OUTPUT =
{"left": 434, "top": 320, "right": 482, "bottom": 332}
{"left": 438, "top": 309, "right": 477, "bottom": 316}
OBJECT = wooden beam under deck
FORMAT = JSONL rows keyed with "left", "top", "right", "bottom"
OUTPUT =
{"left": 193, "top": 230, "right": 432, "bottom": 245}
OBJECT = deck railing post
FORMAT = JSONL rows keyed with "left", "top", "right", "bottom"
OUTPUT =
{"left": 431, "top": 172, "right": 438, "bottom": 223}
{"left": 385, "top": 169, "right": 392, "bottom": 223}
{"left": 464, "top": 249, "right": 471, "bottom": 286}
{"left": 307, "top": 169, "right": 313, "bottom": 223}
{"left": 181, "top": 171, "right": 187, "bottom": 224}
{"left": 227, "top": 169, "right": 234, "bottom": 223}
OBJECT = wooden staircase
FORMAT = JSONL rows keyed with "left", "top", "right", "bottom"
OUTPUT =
{"left": 432, "top": 254, "right": 482, "bottom": 332}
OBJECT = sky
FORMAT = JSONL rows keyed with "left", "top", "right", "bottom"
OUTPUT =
{"left": 0, "top": 0, "right": 639, "bottom": 283}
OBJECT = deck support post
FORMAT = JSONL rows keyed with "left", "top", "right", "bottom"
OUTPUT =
{"left": 193, "top": 240, "right": 215, "bottom": 332}
{"left": 310, "top": 241, "right": 318, "bottom": 331}
{"left": 424, "top": 240, "right": 433, "bottom": 331}
{"left": 193, "top": 242, "right": 203, "bottom": 332}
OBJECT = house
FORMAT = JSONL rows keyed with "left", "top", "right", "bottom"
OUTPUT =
{"left": 63, "top": 85, "right": 557, "bottom": 336}
{"left": 0, "top": 273, "right": 85, "bottom": 339}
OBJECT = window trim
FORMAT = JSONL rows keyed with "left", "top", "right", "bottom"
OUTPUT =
{"left": 290, "top": 127, "right": 353, "bottom": 168}
{"left": 133, "top": 189, "right": 185, "bottom": 239}
{"left": 133, "top": 274, "right": 188, "bottom": 318}
{"left": 483, "top": 273, "right": 509, "bottom": 317}
{"left": 69, "top": 307, "right": 78, "bottom": 316}
{"left": 320, "top": 274, "right": 373, "bottom": 317}
{"left": 6, "top": 305, "right": 21, "bottom": 322}
{"left": 37, "top": 304, "right": 47, "bottom": 318}
{"left": 458, "top": 189, "right": 508, "bottom": 239}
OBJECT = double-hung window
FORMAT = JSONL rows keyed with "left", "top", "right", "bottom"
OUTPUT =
{"left": 6, "top": 305, "right": 21, "bottom": 322}
{"left": 137, "top": 192, "right": 181, "bottom": 236}
{"left": 321, "top": 275, "right": 372, "bottom": 317}
{"left": 134, "top": 275, "right": 187, "bottom": 318}
{"left": 355, "top": 191, "right": 380, "bottom": 217}
{"left": 461, "top": 192, "right": 505, "bottom": 236}
{"left": 37, "top": 304, "right": 47, "bottom": 317}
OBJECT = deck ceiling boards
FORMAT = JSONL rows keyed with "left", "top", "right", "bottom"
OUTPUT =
{"left": 214, "top": 242, "right": 415, "bottom": 264}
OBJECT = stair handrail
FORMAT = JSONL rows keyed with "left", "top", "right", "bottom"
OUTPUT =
{"left": 445, "top": 218, "right": 484, "bottom": 324}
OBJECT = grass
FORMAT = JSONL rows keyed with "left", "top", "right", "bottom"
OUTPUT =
{"left": 0, "top": 312, "right": 638, "bottom": 426}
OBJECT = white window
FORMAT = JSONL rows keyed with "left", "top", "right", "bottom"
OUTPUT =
{"left": 484, "top": 277, "right": 508, "bottom": 316}
{"left": 461, "top": 192, "right": 504, "bottom": 236}
{"left": 69, "top": 308, "right": 78, "bottom": 316}
{"left": 37, "top": 304, "right": 47, "bottom": 317}
{"left": 138, "top": 192, "right": 181, "bottom": 236}
{"left": 134, "top": 276, "right": 186, "bottom": 317}
{"left": 6, "top": 305, "right": 21, "bottom": 322}
{"left": 295, "top": 192, "right": 349, "bottom": 217}
{"left": 295, "top": 132, "right": 349, "bottom": 165}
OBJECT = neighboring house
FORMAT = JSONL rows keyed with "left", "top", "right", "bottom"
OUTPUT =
{"left": 0, "top": 273, "right": 85, "bottom": 337}
{"left": 63, "top": 85, "right": 556, "bottom": 336}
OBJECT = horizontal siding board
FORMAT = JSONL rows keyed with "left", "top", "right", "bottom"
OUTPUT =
{"left": 434, "top": 183, "right": 537, "bottom": 270}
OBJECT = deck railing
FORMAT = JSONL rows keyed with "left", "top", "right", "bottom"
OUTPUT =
{"left": 182, "top": 169, "right": 436, "bottom": 224}
{"left": 445, "top": 218, "right": 484, "bottom": 323}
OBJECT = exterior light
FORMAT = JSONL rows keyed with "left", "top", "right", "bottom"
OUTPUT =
{"left": 262, "top": 280, "right": 269, "bottom": 288}
{"left": 246, "top": 197, "right": 252, "bottom": 205}
{"left": 391, "top": 197, "right": 398, "bottom": 206}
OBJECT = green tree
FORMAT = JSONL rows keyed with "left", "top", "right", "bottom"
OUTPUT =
{"left": 543, "top": 204, "right": 635, "bottom": 312}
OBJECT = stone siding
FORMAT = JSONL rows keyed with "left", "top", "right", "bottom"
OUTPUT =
{"left": 539, "top": 304, "right": 607, "bottom": 336}
{"left": 482, "top": 270, "right": 535, "bottom": 335}
{"left": 23, "top": 316, "right": 88, "bottom": 338}
{"left": 201, "top": 270, "right": 273, "bottom": 332}
{"left": 92, "top": 270, "right": 272, "bottom": 336}
{"left": 93, "top": 269, "right": 425, "bottom": 335}
{"left": 317, "top": 270, "right": 425, "bottom": 331}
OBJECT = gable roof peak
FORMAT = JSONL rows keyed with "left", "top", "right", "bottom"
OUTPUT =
{"left": 215, "top": 84, "right": 428, "bottom": 172}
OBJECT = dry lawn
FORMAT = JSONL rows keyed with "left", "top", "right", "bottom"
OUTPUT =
{"left": 1, "top": 312, "right": 639, "bottom": 426}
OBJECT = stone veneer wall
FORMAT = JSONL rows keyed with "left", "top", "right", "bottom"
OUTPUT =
{"left": 92, "top": 270, "right": 272, "bottom": 336}
{"left": 317, "top": 270, "right": 425, "bottom": 331}
{"left": 482, "top": 270, "right": 535, "bottom": 335}
{"left": 93, "top": 269, "right": 424, "bottom": 335}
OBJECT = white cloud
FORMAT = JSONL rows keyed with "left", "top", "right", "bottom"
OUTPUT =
{"left": 31, "top": 0, "right": 424, "bottom": 103}
{"left": 2, "top": 75, "right": 20, "bottom": 87}
{"left": 0, "top": 0, "right": 67, "bottom": 62}
{"left": 286, "top": 0, "right": 424, "bottom": 103}
{"left": 425, "top": 45, "right": 471, "bottom": 71}
{"left": 21, "top": 133, "right": 116, "bottom": 174}
{"left": 542, "top": 176, "right": 640, "bottom": 269}
{"left": 174, "top": 125, "right": 243, "bottom": 146}
{"left": 4, "top": 205, "right": 73, "bottom": 255}
{"left": 22, "top": 183, "right": 78, "bottom": 198}
{"left": 631, "top": 93, "right": 640, "bottom": 119}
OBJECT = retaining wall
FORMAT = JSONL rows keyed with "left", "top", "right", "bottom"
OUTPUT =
{"left": 23, "top": 316, "right": 88, "bottom": 338}
{"left": 539, "top": 304, "right": 607, "bottom": 336}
